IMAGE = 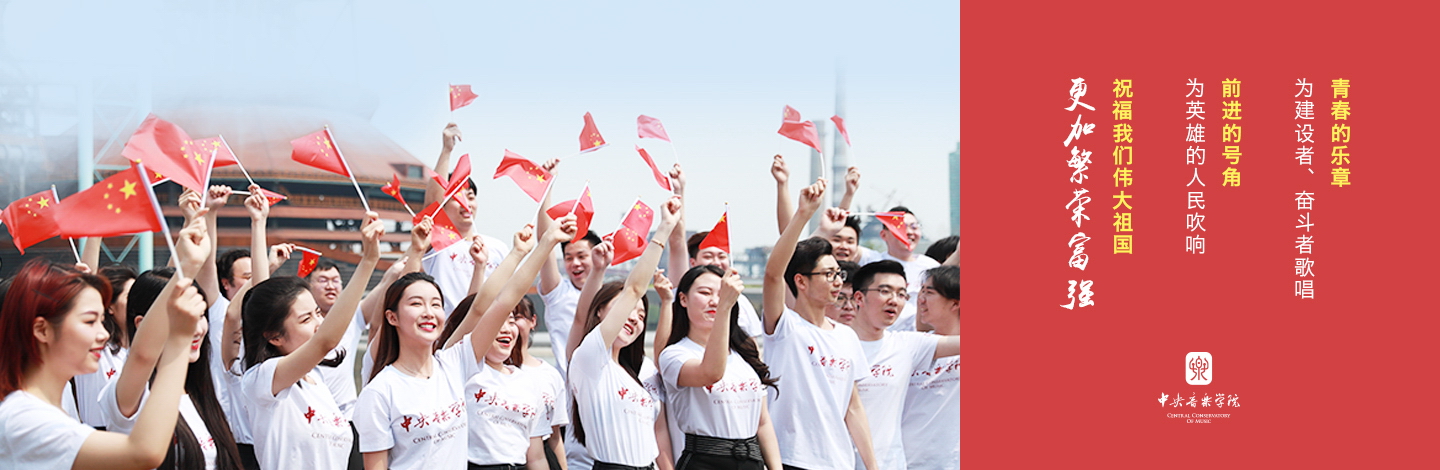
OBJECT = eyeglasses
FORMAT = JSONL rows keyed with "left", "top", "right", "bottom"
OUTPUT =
{"left": 904, "top": 223, "right": 922, "bottom": 231}
{"left": 805, "top": 270, "right": 848, "bottom": 282}
{"left": 857, "top": 287, "right": 910, "bottom": 301}
{"left": 832, "top": 294, "right": 857, "bottom": 308}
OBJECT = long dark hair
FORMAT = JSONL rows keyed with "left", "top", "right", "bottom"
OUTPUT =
{"left": 124, "top": 268, "right": 243, "bottom": 470}
{"left": 435, "top": 292, "right": 476, "bottom": 355}
{"left": 668, "top": 266, "right": 777, "bottom": 392}
{"left": 571, "top": 281, "right": 648, "bottom": 446}
{"left": 98, "top": 265, "right": 138, "bottom": 353}
{"left": 436, "top": 294, "right": 530, "bottom": 370}
{"left": 241, "top": 277, "right": 344, "bottom": 372}
{"left": 504, "top": 296, "right": 535, "bottom": 367}
{"left": 369, "top": 272, "right": 442, "bottom": 382}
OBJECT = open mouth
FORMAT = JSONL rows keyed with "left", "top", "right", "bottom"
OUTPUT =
{"left": 883, "top": 307, "right": 899, "bottom": 319}
{"left": 90, "top": 346, "right": 103, "bottom": 359}
{"left": 622, "top": 324, "right": 637, "bottom": 336}
{"left": 419, "top": 321, "right": 438, "bottom": 333}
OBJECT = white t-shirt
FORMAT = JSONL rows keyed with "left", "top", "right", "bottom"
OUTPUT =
{"left": 100, "top": 385, "right": 219, "bottom": 470}
{"left": 902, "top": 353, "right": 959, "bottom": 470}
{"left": 855, "top": 332, "right": 939, "bottom": 470}
{"left": 762, "top": 308, "right": 871, "bottom": 470}
{"left": 317, "top": 307, "right": 366, "bottom": 419}
{"left": 62, "top": 382, "right": 78, "bottom": 420}
{"left": 515, "top": 361, "right": 569, "bottom": 434}
{"left": 422, "top": 234, "right": 510, "bottom": 315}
{"left": 241, "top": 357, "right": 354, "bottom": 470}
{"left": 353, "top": 339, "right": 472, "bottom": 470}
{"left": 71, "top": 345, "right": 126, "bottom": 427}
{"left": 659, "top": 338, "right": 765, "bottom": 439}
{"left": 463, "top": 357, "right": 549, "bottom": 465}
{"left": 225, "top": 359, "right": 252, "bottom": 444}
{"left": 735, "top": 295, "right": 765, "bottom": 339}
{"left": 568, "top": 329, "right": 661, "bottom": 467}
{"left": 855, "top": 246, "right": 885, "bottom": 266}
{"left": 0, "top": 391, "right": 96, "bottom": 468}
{"left": 541, "top": 277, "right": 581, "bottom": 374}
{"left": 207, "top": 295, "right": 231, "bottom": 421}
{"left": 562, "top": 358, "right": 663, "bottom": 470}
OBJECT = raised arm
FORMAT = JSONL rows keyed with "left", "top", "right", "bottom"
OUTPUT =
{"left": 763, "top": 179, "right": 827, "bottom": 334}
{"left": 442, "top": 226, "right": 536, "bottom": 350}
{"left": 270, "top": 212, "right": 383, "bottom": 396}
{"left": 945, "top": 248, "right": 959, "bottom": 266}
{"left": 425, "top": 123, "right": 462, "bottom": 207}
{"left": 810, "top": 207, "right": 848, "bottom": 241}
{"left": 839, "top": 166, "right": 860, "bottom": 211}
{"left": 771, "top": 155, "right": 794, "bottom": 235}
{"left": 567, "top": 240, "right": 612, "bottom": 361}
{"left": 665, "top": 164, "right": 688, "bottom": 287}
{"left": 594, "top": 197, "right": 680, "bottom": 351}
{"left": 112, "top": 211, "right": 210, "bottom": 418}
{"left": 673, "top": 269, "right": 743, "bottom": 387}
{"left": 363, "top": 222, "right": 425, "bottom": 358}
{"left": 266, "top": 243, "right": 295, "bottom": 276}
{"left": 74, "top": 224, "right": 210, "bottom": 470}
{"left": 466, "top": 218, "right": 573, "bottom": 365}
{"left": 197, "top": 185, "right": 232, "bottom": 306}
{"left": 245, "top": 186, "right": 272, "bottom": 287}
{"left": 650, "top": 270, "right": 674, "bottom": 364}
{"left": 82, "top": 237, "right": 102, "bottom": 274}
{"left": 536, "top": 164, "right": 564, "bottom": 295}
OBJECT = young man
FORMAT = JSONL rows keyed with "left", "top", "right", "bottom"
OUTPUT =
{"left": 762, "top": 178, "right": 879, "bottom": 470}
{"left": 664, "top": 164, "right": 765, "bottom": 338}
{"left": 875, "top": 206, "right": 940, "bottom": 332}
{"left": 305, "top": 260, "right": 368, "bottom": 420}
{"left": 902, "top": 265, "right": 960, "bottom": 470}
{"left": 422, "top": 123, "right": 510, "bottom": 314}
{"left": 824, "top": 261, "right": 861, "bottom": 326}
{"left": 847, "top": 261, "right": 959, "bottom": 470}
{"left": 539, "top": 229, "right": 601, "bottom": 374}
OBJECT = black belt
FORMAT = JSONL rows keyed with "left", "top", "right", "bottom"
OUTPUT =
{"left": 468, "top": 464, "right": 523, "bottom": 470}
{"left": 592, "top": 462, "right": 655, "bottom": 470}
{"left": 684, "top": 433, "right": 762, "bottom": 462}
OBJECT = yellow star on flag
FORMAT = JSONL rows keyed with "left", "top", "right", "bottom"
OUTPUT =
{"left": 120, "top": 180, "right": 138, "bottom": 199}
{"left": 37, "top": 198, "right": 49, "bottom": 208}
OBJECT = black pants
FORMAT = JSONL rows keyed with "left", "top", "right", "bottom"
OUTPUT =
{"left": 542, "top": 436, "right": 563, "bottom": 470}
{"left": 677, "top": 451, "right": 765, "bottom": 470}
{"left": 593, "top": 462, "right": 655, "bottom": 470}
{"left": 237, "top": 443, "right": 260, "bottom": 470}
{"left": 469, "top": 464, "right": 524, "bottom": 470}
{"left": 782, "top": 466, "right": 810, "bottom": 470}
{"left": 347, "top": 422, "right": 363, "bottom": 470}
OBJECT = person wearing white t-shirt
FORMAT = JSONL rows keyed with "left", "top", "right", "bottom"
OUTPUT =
{"left": 423, "top": 122, "right": 511, "bottom": 316}
{"left": 238, "top": 211, "right": 383, "bottom": 470}
{"left": 875, "top": 206, "right": 940, "bottom": 333}
{"left": 71, "top": 264, "right": 137, "bottom": 430}
{"left": 664, "top": 164, "right": 765, "bottom": 340}
{"left": 658, "top": 265, "right": 782, "bottom": 470}
{"left": 305, "top": 261, "right": 369, "bottom": 425}
{"left": 902, "top": 266, "right": 959, "bottom": 470}
{"left": 511, "top": 296, "right": 570, "bottom": 469}
{"left": 847, "top": 261, "right": 959, "bottom": 470}
{"left": 0, "top": 226, "right": 210, "bottom": 469}
{"left": 565, "top": 198, "right": 683, "bottom": 470}
{"left": 761, "top": 179, "right": 880, "bottom": 470}
{"left": 538, "top": 229, "right": 600, "bottom": 375}
{"left": 103, "top": 266, "right": 246, "bottom": 470}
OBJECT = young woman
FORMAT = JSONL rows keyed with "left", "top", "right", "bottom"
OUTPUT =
{"left": 508, "top": 296, "right": 569, "bottom": 470}
{"left": 237, "top": 211, "right": 383, "bottom": 469}
{"left": 70, "top": 264, "right": 138, "bottom": 429}
{"left": 101, "top": 267, "right": 243, "bottom": 470}
{"left": 659, "top": 265, "right": 782, "bottom": 470}
{"left": 565, "top": 196, "right": 681, "bottom": 470}
{"left": 0, "top": 213, "right": 210, "bottom": 469}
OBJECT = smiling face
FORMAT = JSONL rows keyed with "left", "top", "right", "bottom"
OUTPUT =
{"left": 880, "top": 212, "right": 922, "bottom": 253}
{"left": 308, "top": 268, "right": 343, "bottom": 314}
{"left": 39, "top": 287, "right": 110, "bottom": 377}
{"left": 679, "top": 272, "right": 723, "bottom": 333}
{"left": 563, "top": 240, "right": 594, "bottom": 288}
{"left": 604, "top": 297, "right": 648, "bottom": 349}
{"left": 829, "top": 226, "right": 861, "bottom": 263}
{"left": 386, "top": 281, "right": 445, "bottom": 347}
{"left": 485, "top": 314, "right": 521, "bottom": 365}
{"left": 269, "top": 290, "right": 322, "bottom": 355}
{"left": 854, "top": 273, "right": 908, "bottom": 330}
{"left": 917, "top": 277, "right": 959, "bottom": 331}
{"left": 442, "top": 187, "right": 477, "bottom": 229}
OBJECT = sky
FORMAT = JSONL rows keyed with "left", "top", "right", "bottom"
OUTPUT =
{"left": 2, "top": 0, "right": 958, "bottom": 252}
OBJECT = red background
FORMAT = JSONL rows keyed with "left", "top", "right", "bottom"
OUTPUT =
{"left": 960, "top": 2, "right": 1435, "bottom": 467}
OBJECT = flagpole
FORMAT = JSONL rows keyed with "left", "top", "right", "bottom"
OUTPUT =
{"left": 537, "top": 178, "right": 556, "bottom": 207}
{"left": 51, "top": 185, "right": 81, "bottom": 264}
{"left": 201, "top": 146, "right": 219, "bottom": 208}
{"left": 326, "top": 126, "right": 371, "bottom": 213}
{"left": 669, "top": 141, "right": 681, "bottom": 166}
{"left": 567, "top": 182, "right": 590, "bottom": 217}
{"left": 137, "top": 162, "right": 184, "bottom": 279}
{"left": 295, "top": 246, "right": 322, "bottom": 256}
{"left": 222, "top": 135, "right": 259, "bottom": 188}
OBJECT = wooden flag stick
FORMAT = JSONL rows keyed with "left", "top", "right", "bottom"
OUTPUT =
{"left": 326, "top": 126, "right": 371, "bottom": 213}
{"left": 137, "top": 162, "right": 184, "bottom": 279}
{"left": 51, "top": 185, "right": 81, "bottom": 263}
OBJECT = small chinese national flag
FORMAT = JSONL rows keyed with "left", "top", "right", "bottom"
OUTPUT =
{"left": 578, "top": 112, "right": 608, "bottom": 154}
{"left": 636, "top": 115, "right": 671, "bottom": 142}
{"left": 830, "top": 115, "right": 851, "bottom": 146}
{"left": 257, "top": 187, "right": 288, "bottom": 207}
{"left": 782, "top": 105, "right": 803, "bottom": 123}
{"left": 874, "top": 211, "right": 915, "bottom": 250}
{"left": 493, "top": 150, "right": 552, "bottom": 202}
{"left": 122, "top": 114, "right": 206, "bottom": 193}
{"left": 381, "top": 174, "right": 408, "bottom": 207}
{"left": 415, "top": 201, "right": 465, "bottom": 252}
{"left": 290, "top": 128, "right": 351, "bottom": 177}
{"left": 545, "top": 185, "right": 595, "bottom": 242}
{"left": 55, "top": 165, "right": 165, "bottom": 238}
{"left": 296, "top": 249, "right": 321, "bottom": 278}
{"left": 2, "top": 190, "right": 62, "bottom": 254}
{"left": 450, "top": 84, "right": 478, "bottom": 111}
{"left": 608, "top": 200, "right": 654, "bottom": 265}
{"left": 191, "top": 136, "right": 239, "bottom": 168}
{"left": 698, "top": 209, "right": 730, "bottom": 254}
{"left": 635, "top": 146, "right": 672, "bottom": 191}
{"left": 778, "top": 119, "right": 822, "bottom": 154}
{"left": 442, "top": 153, "right": 474, "bottom": 203}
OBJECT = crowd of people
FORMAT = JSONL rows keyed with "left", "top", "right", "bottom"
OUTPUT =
{"left": 0, "top": 123, "right": 959, "bottom": 470}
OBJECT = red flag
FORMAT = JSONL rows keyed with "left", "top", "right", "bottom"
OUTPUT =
{"left": 290, "top": 128, "right": 351, "bottom": 177}
{"left": 634, "top": 146, "right": 672, "bottom": 191}
{"left": 636, "top": 115, "right": 671, "bottom": 142}
{"left": 782, "top": 105, "right": 803, "bottom": 122}
{"left": 191, "top": 136, "right": 238, "bottom": 168}
{"left": 296, "top": 250, "right": 321, "bottom": 278}
{"left": 442, "top": 153, "right": 473, "bottom": 202}
{"left": 415, "top": 201, "right": 465, "bottom": 252}
{"left": 778, "top": 119, "right": 823, "bottom": 153}
{"left": 608, "top": 200, "right": 654, "bottom": 265}
{"left": 493, "top": 150, "right": 552, "bottom": 202}
{"left": 698, "top": 209, "right": 730, "bottom": 254}
{"left": 55, "top": 165, "right": 164, "bottom": 238}
{"left": 874, "top": 211, "right": 915, "bottom": 250}
{"left": 122, "top": 114, "right": 206, "bottom": 192}
{"left": 450, "top": 84, "right": 478, "bottom": 111}
{"left": 545, "top": 186, "right": 594, "bottom": 242}
{"left": 2, "top": 190, "right": 62, "bottom": 254}
{"left": 578, "top": 112, "right": 607, "bottom": 153}
{"left": 256, "top": 187, "right": 288, "bottom": 207}
{"left": 830, "top": 115, "right": 851, "bottom": 146}
{"left": 381, "top": 174, "right": 408, "bottom": 207}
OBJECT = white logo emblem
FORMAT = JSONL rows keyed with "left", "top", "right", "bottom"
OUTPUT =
{"left": 1185, "top": 352, "right": 1212, "bottom": 385}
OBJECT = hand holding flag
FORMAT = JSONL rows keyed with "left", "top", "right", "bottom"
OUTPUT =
{"left": 295, "top": 247, "right": 323, "bottom": 278}
{"left": 545, "top": 184, "right": 594, "bottom": 242}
